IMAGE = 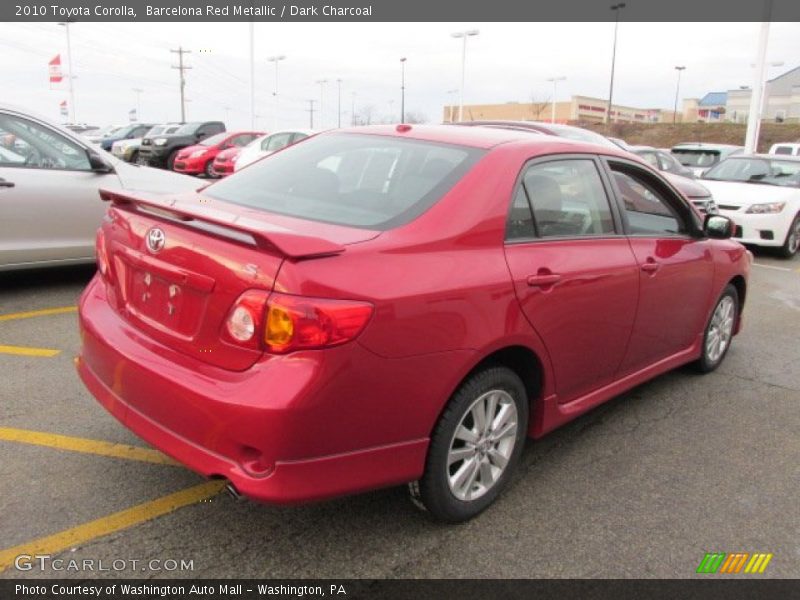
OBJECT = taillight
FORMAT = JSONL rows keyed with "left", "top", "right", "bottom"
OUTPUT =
{"left": 222, "top": 291, "right": 373, "bottom": 354}
{"left": 222, "top": 290, "right": 269, "bottom": 350}
{"left": 95, "top": 228, "right": 109, "bottom": 276}
{"left": 264, "top": 293, "right": 373, "bottom": 354}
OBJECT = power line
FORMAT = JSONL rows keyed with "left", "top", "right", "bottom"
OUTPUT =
{"left": 170, "top": 46, "right": 192, "bottom": 122}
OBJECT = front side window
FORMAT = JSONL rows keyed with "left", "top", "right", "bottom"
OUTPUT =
{"left": 206, "top": 133, "right": 484, "bottom": 230}
{"left": 0, "top": 113, "right": 90, "bottom": 171}
{"left": 611, "top": 167, "right": 685, "bottom": 236}
{"left": 520, "top": 159, "right": 615, "bottom": 238}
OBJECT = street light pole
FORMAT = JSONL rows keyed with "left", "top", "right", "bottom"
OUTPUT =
{"left": 606, "top": 3, "right": 626, "bottom": 124}
{"left": 267, "top": 55, "right": 286, "bottom": 131}
{"left": 451, "top": 30, "right": 479, "bottom": 122}
{"left": 58, "top": 22, "right": 76, "bottom": 123}
{"left": 351, "top": 91, "right": 357, "bottom": 126}
{"left": 400, "top": 57, "right": 407, "bottom": 124}
{"left": 546, "top": 77, "right": 566, "bottom": 123}
{"left": 672, "top": 66, "right": 685, "bottom": 124}
{"left": 132, "top": 88, "right": 143, "bottom": 121}
{"left": 337, "top": 78, "right": 343, "bottom": 128}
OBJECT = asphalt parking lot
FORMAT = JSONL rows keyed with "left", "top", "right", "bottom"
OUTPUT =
{"left": 1, "top": 252, "right": 798, "bottom": 579}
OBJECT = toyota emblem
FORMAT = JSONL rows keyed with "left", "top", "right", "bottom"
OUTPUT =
{"left": 146, "top": 227, "right": 166, "bottom": 253}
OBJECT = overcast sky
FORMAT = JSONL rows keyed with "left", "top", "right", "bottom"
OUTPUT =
{"left": 0, "top": 21, "right": 798, "bottom": 130}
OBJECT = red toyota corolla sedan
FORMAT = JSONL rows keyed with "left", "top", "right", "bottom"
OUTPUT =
{"left": 173, "top": 131, "right": 262, "bottom": 177}
{"left": 77, "top": 125, "right": 749, "bottom": 522}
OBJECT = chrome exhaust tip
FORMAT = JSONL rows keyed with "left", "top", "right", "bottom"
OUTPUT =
{"left": 225, "top": 482, "right": 243, "bottom": 501}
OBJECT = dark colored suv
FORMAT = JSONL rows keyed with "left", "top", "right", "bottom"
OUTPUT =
{"left": 138, "top": 121, "right": 226, "bottom": 169}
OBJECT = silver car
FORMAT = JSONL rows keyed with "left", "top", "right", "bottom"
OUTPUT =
{"left": 0, "top": 106, "right": 199, "bottom": 271}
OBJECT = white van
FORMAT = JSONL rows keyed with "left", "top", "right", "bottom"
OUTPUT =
{"left": 769, "top": 143, "right": 800, "bottom": 156}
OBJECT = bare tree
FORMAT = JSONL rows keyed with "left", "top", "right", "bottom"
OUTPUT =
{"left": 355, "top": 104, "right": 376, "bottom": 126}
{"left": 404, "top": 110, "right": 428, "bottom": 124}
{"left": 529, "top": 95, "right": 551, "bottom": 121}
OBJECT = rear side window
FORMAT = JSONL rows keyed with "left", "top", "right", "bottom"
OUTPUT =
{"left": 517, "top": 159, "right": 616, "bottom": 238}
{"left": 206, "top": 133, "right": 484, "bottom": 229}
{"left": 773, "top": 146, "right": 793, "bottom": 155}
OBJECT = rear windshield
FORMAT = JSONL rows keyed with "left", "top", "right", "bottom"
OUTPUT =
{"left": 672, "top": 149, "right": 721, "bottom": 167}
{"left": 206, "top": 133, "right": 484, "bottom": 230}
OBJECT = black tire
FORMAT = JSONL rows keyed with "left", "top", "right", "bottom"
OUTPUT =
{"left": 204, "top": 159, "right": 217, "bottom": 178}
{"left": 410, "top": 365, "right": 528, "bottom": 522}
{"left": 166, "top": 149, "right": 180, "bottom": 171}
{"left": 778, "top": 213, "right": 800, "bottom": 259}
{"left": 695, "top": 284, "right": 739, "bottom": 373}
{"left": 129, "top": 150, "right": 139, "bottom": 164}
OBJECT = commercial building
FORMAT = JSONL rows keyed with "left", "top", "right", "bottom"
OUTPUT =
{"left": 443, "top": 95, "right": 680, "bottom": 124}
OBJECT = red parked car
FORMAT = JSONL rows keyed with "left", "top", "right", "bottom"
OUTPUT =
{"left": 172, "top": 131, "right": 263, "bottom": 177}
{"left": 212, "top": 146, "right": 241, "bottom": 177}
{"left": 78, "top": 125, "right": 749, "bottom": 522}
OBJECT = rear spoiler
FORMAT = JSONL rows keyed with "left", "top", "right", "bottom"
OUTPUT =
{"left": 99, "top": 188, "right": 345, "bottom": 259}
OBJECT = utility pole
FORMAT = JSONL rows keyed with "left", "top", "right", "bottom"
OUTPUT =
{"left": 58, "top": 23, "right": 76, "bottom": 123}
{"left": 351, "top": 92, "right": 356, "bottom": 126}
{"left": 672, "top": 67, "right": 685, "bottom": 124}
{"left": 307, "top": 99, "right": 316, "bottom": 128}
{"left": 132, "top": 88, "right": 143, "bottom": 121}
{"left": 336, "top": 78, "right": 343, "bottom": 128}
{"left": 400, "top": 57, "right": 407, "bottom": 124}
{"left": 315, "top": 79, "right": 327, "bottom": 128}
{"left": 606, "top": 3, "right": 626, "bottom": 124}
{"left": 170, "top": 47, "right": 192, "bottom": 123}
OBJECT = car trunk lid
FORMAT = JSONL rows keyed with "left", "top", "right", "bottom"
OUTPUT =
{"left": 98, "top": 188, "right": 374, "bottom": 370}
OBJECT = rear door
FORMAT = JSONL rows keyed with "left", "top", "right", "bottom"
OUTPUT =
{"left": 604, "top": 158, "right": 714, "bottom": 375}
{"left": 504, "top": 156, "right": 639, "bottom": 403}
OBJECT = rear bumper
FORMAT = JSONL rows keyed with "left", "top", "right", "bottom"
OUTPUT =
{"left": 77, "top": 276, "right": 437, "bottom": 503}
{"left": 722, "top": 209, "right": 791, "bottom": 248}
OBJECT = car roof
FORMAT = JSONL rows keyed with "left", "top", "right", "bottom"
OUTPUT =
{"left": 726, "top": 153, "right": 800, "bottom": 162}
{"left": 333, "top": 124, "right": 633, "bottom": 154}
{"left": 671, "top": 143, "right": 743, "bottom": 150}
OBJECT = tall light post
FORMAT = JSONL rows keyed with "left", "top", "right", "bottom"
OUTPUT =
{"left": 57, "top": 22, "right": 76, "bottom": 123}
{"left": 400, "top": 57, "right": 407, "bottom": 124}
{"left": 336, "top": 78, "right": 343, "bottom": 128}
{"left": 744, "top": 1, "right": 774, "bottom": 154}
{"left": 451, "top": 29, "right": 479, "bottom": 122}
{"left": 605, "top": 3, "right": 626, "bottom": 124}
{"left": 267, "top": 55, "right": 286, "bottom": 130}
{"left": 249, "top": 23, "right": 255, "bottom": 129}
{"left": 546, "top": 77, "right": 566, "bottom": 123}
{"left": 132, "top": 87, "right": 143, "bottom": 121}
{"left": 672, "top": 66, "right": 685, "bottom": 124}
{"left": 351, "top": 91, "right": 357, "bottom": 126}
{"left": 315, "top": 79, "right": 328, "bottom": 128}
{"left": 446, "top": 89, "right": 458, "bottom": 122}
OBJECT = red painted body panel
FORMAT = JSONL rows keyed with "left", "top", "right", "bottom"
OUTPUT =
{"left": 173, "top": 132, "right": 262, "bottom": 175}
{"left": 78, "top": 125, "right": 750, "bottom": 504}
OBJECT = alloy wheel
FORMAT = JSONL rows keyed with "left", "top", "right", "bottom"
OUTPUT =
{"left": 446, "top": 389, "right": 518, "bottom": 501}
{"left": 706, "top": 296, "right": 734, "bottom": 364}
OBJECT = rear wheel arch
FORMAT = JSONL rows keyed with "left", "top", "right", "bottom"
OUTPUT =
{"left": 432, "top": 345, "right": 544, "bottom": 439}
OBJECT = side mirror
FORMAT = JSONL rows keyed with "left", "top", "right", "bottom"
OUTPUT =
{"left": 87, "top": 151, "right": 114, "bottom": 174}
{"left": 704, "top": 214, "right": 733, "bottom": 239}
{"left": 196, "top": 131, "right": 207, "bottom": 140}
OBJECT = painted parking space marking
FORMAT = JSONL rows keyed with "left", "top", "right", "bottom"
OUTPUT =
{"left": 0, "top": 306, "right": 78, "bottom": 322}
{"left": 0, "top": 344, "right": 60, "bottom": 357}
{"left": 0, "top": 305, "right": 77, "bottom": 357}
{"left": 752, "top": 262, "right": 792, "bottom": 272}
{"left": 0, "top": 427, "right": 181, "bottom": 466}
{"left": 0, "top": 480, "right": 225, "bottom": 572}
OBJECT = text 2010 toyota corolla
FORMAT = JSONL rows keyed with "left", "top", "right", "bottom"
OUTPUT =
{"left": 77, "top": 125, "right": 750, "bottom": 522}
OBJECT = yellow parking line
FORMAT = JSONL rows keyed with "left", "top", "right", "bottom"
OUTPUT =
{"left": 0, "top": 306, "right": 77, "bottom": 322}
{"left": 0, "top": 427, "right": 180, "bottom": 466}
{"left": 0, "top": 345, "right": 60, "bottom": 357}
{"left": 0, "top": 480, "right": 225, "bottom": 572}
